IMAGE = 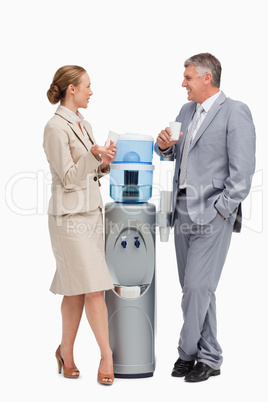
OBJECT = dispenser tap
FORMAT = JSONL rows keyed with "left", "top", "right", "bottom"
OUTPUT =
{"left": 121, "top": 236, "right": 127, "bottom": 249}
{"left": 134, "top": 236, "right": 140, "bottom": 248}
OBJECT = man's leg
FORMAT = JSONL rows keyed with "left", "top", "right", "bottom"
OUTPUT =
{"left": 178, "top": 211, "right": 233, "bottom": 369}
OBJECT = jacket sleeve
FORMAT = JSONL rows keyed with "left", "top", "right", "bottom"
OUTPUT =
{"left": 98, "top": 164, "right": 110, "bottom": 177}
{"left": 43, "top": 122, "right": 102, "bottom": 190}
{"left": 154, "top": 142, "right": 175, "bottom": 158}
{"left": 214, "top": 101, "right": 256, "bottom": 218}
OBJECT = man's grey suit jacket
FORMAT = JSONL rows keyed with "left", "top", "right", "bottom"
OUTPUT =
{"left": 155, "top": 92, "right": 256, "bottom": 231}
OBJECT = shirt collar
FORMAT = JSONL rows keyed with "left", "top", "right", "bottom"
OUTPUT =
{"left": 59, "top": 105, "right": 84, "bottom": 124}
{"left": 201, "top": 90, "right": 221, "bottom": 113}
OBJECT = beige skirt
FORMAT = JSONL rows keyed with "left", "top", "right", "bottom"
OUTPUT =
{"left": 48, "top": 208, "right": 114, "bottom": 296}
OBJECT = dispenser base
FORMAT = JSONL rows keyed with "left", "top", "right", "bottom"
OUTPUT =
{"left": 105, "top": 202, "right": 156, "bottom": 380}
{"left": 114, "top": 372, "right": 154, "bottom": 379}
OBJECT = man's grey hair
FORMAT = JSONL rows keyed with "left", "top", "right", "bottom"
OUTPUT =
{"left": 184, "top": 53, "right": 222, "bottom": 88}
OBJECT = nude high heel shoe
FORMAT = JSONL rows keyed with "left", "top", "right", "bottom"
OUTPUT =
{"left": 55, "top": 346, "right": 80, "bottom": 379}
{"left": 97, "top": 370, "right": 114, "bottom": 385}
{"left": 97, "top": 359, "right": 114, "bottom": 385}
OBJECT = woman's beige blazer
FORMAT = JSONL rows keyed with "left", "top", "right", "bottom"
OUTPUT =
{"left": 43, "top": 107, "right": 110, "bottom": 215}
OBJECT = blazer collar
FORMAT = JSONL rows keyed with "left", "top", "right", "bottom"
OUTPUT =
{"left": 54, "top": 106, "right": 93, "bottom": 150}
{"left": 190, "top": 91, "right": 226, "bottom": 149}
{"left": 55, "top": 105, "right": 75, "bottom": 123}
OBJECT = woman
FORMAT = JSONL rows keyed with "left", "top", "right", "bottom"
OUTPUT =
{"left": 43, "top": 65, "right": 117, "bottom": 385}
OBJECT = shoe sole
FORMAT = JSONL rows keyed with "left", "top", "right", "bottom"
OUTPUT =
{"left": 185, "top": 370, "right": 221, "bottom": 383}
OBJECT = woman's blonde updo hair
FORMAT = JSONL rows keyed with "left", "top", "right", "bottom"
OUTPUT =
{"left": 47, "top": 65, "right": 86, "bottom": 104}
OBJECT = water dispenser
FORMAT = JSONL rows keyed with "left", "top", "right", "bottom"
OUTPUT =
{"left": 105, "top": 132, "right": 174, "bottom": 378}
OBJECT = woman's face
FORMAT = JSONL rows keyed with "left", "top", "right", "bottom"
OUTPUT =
{"left": 73, "top": 72, "right": 93, "bottom": 109}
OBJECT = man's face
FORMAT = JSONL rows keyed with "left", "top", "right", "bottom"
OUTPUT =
{"left": 182, "top": 65, "right": 206, "bottom": 103}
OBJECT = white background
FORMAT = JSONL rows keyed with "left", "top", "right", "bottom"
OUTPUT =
{"left": 1, "top": 0, "right": 267, "bottom": 401}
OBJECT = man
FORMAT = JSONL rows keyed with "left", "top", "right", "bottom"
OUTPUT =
{"left": 155, "top": 53, "right": 256, "bottom": 382}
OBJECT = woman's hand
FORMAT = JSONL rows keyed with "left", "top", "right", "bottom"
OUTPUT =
{"left": 91, "top": 141, "right": 118, "bottom": 169}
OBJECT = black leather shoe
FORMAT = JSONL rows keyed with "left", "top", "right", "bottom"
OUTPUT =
{"left": 184, "top": 362, "right": 220, "bottom": 382}
{"left": 171, "top": 358, "right": 195, "bottom": 377}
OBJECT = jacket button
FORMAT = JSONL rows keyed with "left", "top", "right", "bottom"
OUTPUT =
{"left": 94, "top": 176, "right": 97, "bottom": 181}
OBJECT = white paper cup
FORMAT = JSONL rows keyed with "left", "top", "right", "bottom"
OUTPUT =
{"left": 105, "top": 130, "right": 119, "bottom": 145}
{"left": 169, "top": 121, "right": 182, "bottom": 141}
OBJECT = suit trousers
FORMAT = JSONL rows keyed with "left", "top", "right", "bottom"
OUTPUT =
{"left": 174, "top": 192, "right": 233, "bottom": 369}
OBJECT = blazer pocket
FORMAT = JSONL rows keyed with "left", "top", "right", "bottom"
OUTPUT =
{"left": 212, "top": 178, "right": 225, "bottom": 190}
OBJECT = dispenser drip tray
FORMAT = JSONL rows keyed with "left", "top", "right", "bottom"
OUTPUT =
{"left": 114, "top": 285, "right": 149, "bottom": 299}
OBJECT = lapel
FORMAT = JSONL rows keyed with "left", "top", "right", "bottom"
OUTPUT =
{"left": 82, "top": 121, "right": 95, "bottom": 145}
{"left": 190, "top": 91, "right": 226, "bottom": 149}
{"left": 176, "top": 102, "right": 196, "bottom": 164}
{"left": 55, "top": 106, "right": 93, "bottom": 151}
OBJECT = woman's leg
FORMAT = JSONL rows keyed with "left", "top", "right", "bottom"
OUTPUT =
{"left": 60, "top": 294, "right": 85, "bottom": 374}
{"left": 84, "top": 291, "right": 113, "bottom": 382}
